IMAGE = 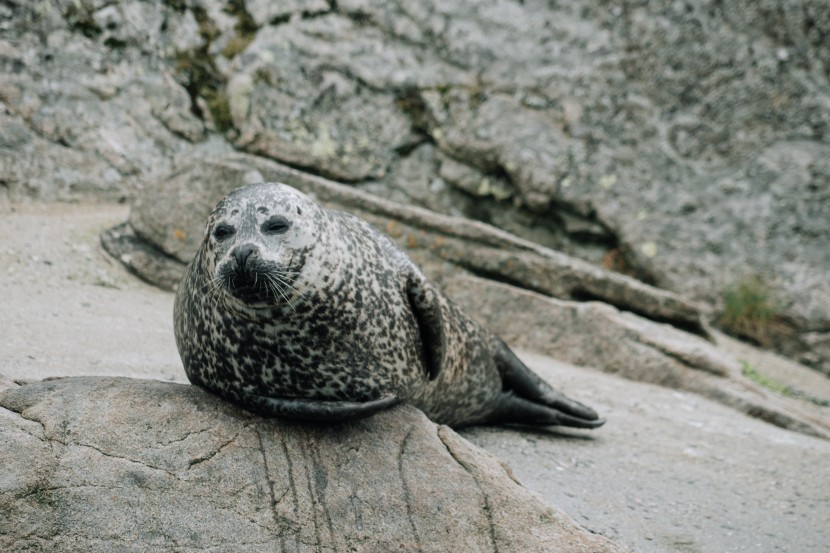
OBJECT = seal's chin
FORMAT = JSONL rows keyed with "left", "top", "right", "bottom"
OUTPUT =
{"left": 222, "top": 271, "right": 275, "bottom": 307}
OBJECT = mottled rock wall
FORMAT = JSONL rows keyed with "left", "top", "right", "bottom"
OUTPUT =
{"left": 2, "top": 0, "right": 828, "bottom": 371}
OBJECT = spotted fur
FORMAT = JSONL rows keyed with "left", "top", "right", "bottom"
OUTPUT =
{"left": 174, "top": 182, "right": 603, "bottom": 428}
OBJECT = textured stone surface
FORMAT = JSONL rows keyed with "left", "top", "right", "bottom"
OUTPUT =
{"left": 2, "top": 0, "right": 828, "bottom": 369}
{"left": 3, "top": 201, "right": 830, "bottom": 552}
{"left": 0, "top": 0, "right": 234, "bottom": 201}
{"left": 102, "top": 154, "right": 707, "bottom": 337}
{"left": 446, "top": 275, "right": 830, "bottom": 440}
{"left": 462, "top": 352, "right": 830, "bottom": 553}
{"left": 0, "top": 377, "right": 625, "bottom": 553}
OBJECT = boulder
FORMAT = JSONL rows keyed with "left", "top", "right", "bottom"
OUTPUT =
{"left": 101, "top": 153, "right": 707, "bottom": 337}
{"left": 0, "top": 0, "right": 234, "bottom": 202}
{"left": 0, "top": 376, "right": 626, "bottom": 553}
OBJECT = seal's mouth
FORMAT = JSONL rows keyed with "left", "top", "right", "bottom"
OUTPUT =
{"left": 225, "top": 271, "right": 273, "bottom": 304}
{"left": 218, "top": 261, "right": 299, "bottom": 308}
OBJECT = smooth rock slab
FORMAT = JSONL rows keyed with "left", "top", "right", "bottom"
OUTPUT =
{"left": 446, "top": 275, "right": 830, "bottom": 440}
{"left": 0, "top": 376, "right": 626, "bottom": 553}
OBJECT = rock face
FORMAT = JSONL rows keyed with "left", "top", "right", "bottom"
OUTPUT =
{"left": 0, "top": 376, "right": 625, "bottom": 553}
{"left": 3, "top": 1, "right": 829, "bottom": 370}
{"left": 103, "top": 153, "right": 706, "bottom": 335}
{"left": 0, "top": 0, "right": 234, "bottom": 201}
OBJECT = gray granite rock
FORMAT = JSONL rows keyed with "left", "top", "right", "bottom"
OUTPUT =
{"left": 0, "top": 0, "right": 233, "bottom": 202}
{"left": 101, "top": 154, "right": 707, "bottom": 338}
{"left": 3, "top": 0, "right": 829, "bottom": 372}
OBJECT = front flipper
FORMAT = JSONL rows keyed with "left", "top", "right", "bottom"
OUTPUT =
{"left": 225, "top": 389, "right": 401, "bottom": 422}
{"left": 492, "top": 337, "right": 605, "bottom": 428}
{"left": 405, "top": 269, "right": 446, "bottom": 381}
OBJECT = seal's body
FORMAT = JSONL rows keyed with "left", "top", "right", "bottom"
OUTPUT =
{"left": 174, "top": 182, "right": 603, "bottom": 428}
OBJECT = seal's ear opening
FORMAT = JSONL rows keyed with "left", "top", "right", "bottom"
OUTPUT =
{"left": 406, "top": 271, "right": 446, "bottom": 381}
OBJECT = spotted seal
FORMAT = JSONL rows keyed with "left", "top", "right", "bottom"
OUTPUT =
{"left": 174, "top": 182, "right": 604, "bottom": 429}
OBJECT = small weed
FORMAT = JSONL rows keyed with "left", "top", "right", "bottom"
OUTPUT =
{"left": 717, "top": 276, "right": 780, "bottom": 346}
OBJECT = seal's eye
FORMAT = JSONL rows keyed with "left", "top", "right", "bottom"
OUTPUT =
{"left": 263, "top": 216, "right": 291, "bottom": 235}
{"left": 213, "top": 223, "right": 235, "bottom": 241}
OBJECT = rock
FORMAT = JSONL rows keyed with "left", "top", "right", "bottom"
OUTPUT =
{"left": 227, "top": 13, "right": 428, "bottom": 181}
{"left": 460, "top": 351, "right": 830, "bottom": 553}
{"left": 0, "top": 0, "right": 233, "bottom": 203}
{"left": 4, "top": 0, "right": 829, "bottom": 370}
{"left": 0, "top": 376, "right": 626, "bottom": 553}
{"left": 445, "top": 275, "right": 830, "bottom": 440}
{"left": 0, "top": 109, "right": 122, "bottom": 201}
{"left": 246, "top": 0, "right": 330, "bottom": 28}
{"left": 101, "top": 153, "right": 707, "bottom": 338}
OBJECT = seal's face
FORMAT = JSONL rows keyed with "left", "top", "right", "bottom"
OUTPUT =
{"left": 202, "top": 182, "right": 324, "bottom": 309}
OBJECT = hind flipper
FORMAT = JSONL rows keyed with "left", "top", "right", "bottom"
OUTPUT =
{"left": 222, "top": 389, "right": 401, "bottom": 422}
{"left": 492, "top": 337, "right": 603, "bottom": 427}
{"left": 488, "top": 392, "right": 605, "bottom": 428}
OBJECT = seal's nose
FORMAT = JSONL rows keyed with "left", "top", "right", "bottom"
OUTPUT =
{"left": 232, "top": 244, "right": 257, "bottom": 269}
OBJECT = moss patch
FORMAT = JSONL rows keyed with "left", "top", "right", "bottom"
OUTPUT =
{"left": 171, "top": 1, "right": 261, "bottom": 133}
{"left": 741, "top": 361, "right": 830, "bottom": 407}
{"left": 741, "top": 361, "right": 794, "bottom": 396}
{"left": 173, "top": 6, "right": 234, "bottom": 133}
{"left": 221, "top": 0, "right": 259, "bottom": 58}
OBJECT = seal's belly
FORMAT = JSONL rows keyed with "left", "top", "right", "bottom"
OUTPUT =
{"left": 206, "top": 317, "right": 423, "bottom": 402}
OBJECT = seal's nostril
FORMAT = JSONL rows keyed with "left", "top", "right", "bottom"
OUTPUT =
{"left": 232, "top": 244, "right": 257, "bottom": 268}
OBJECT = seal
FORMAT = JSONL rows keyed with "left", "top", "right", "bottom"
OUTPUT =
{"left": 174, "top": 182, "right": 604, "bottom": 429}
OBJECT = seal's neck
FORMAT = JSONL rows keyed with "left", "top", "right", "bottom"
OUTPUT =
{"left": 292, "top": 211, "right": 348, "bottom": 298}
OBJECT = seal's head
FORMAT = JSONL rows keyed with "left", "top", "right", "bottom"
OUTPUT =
{"left": 202, "top": 182, "right": 327, "bottom": 308}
